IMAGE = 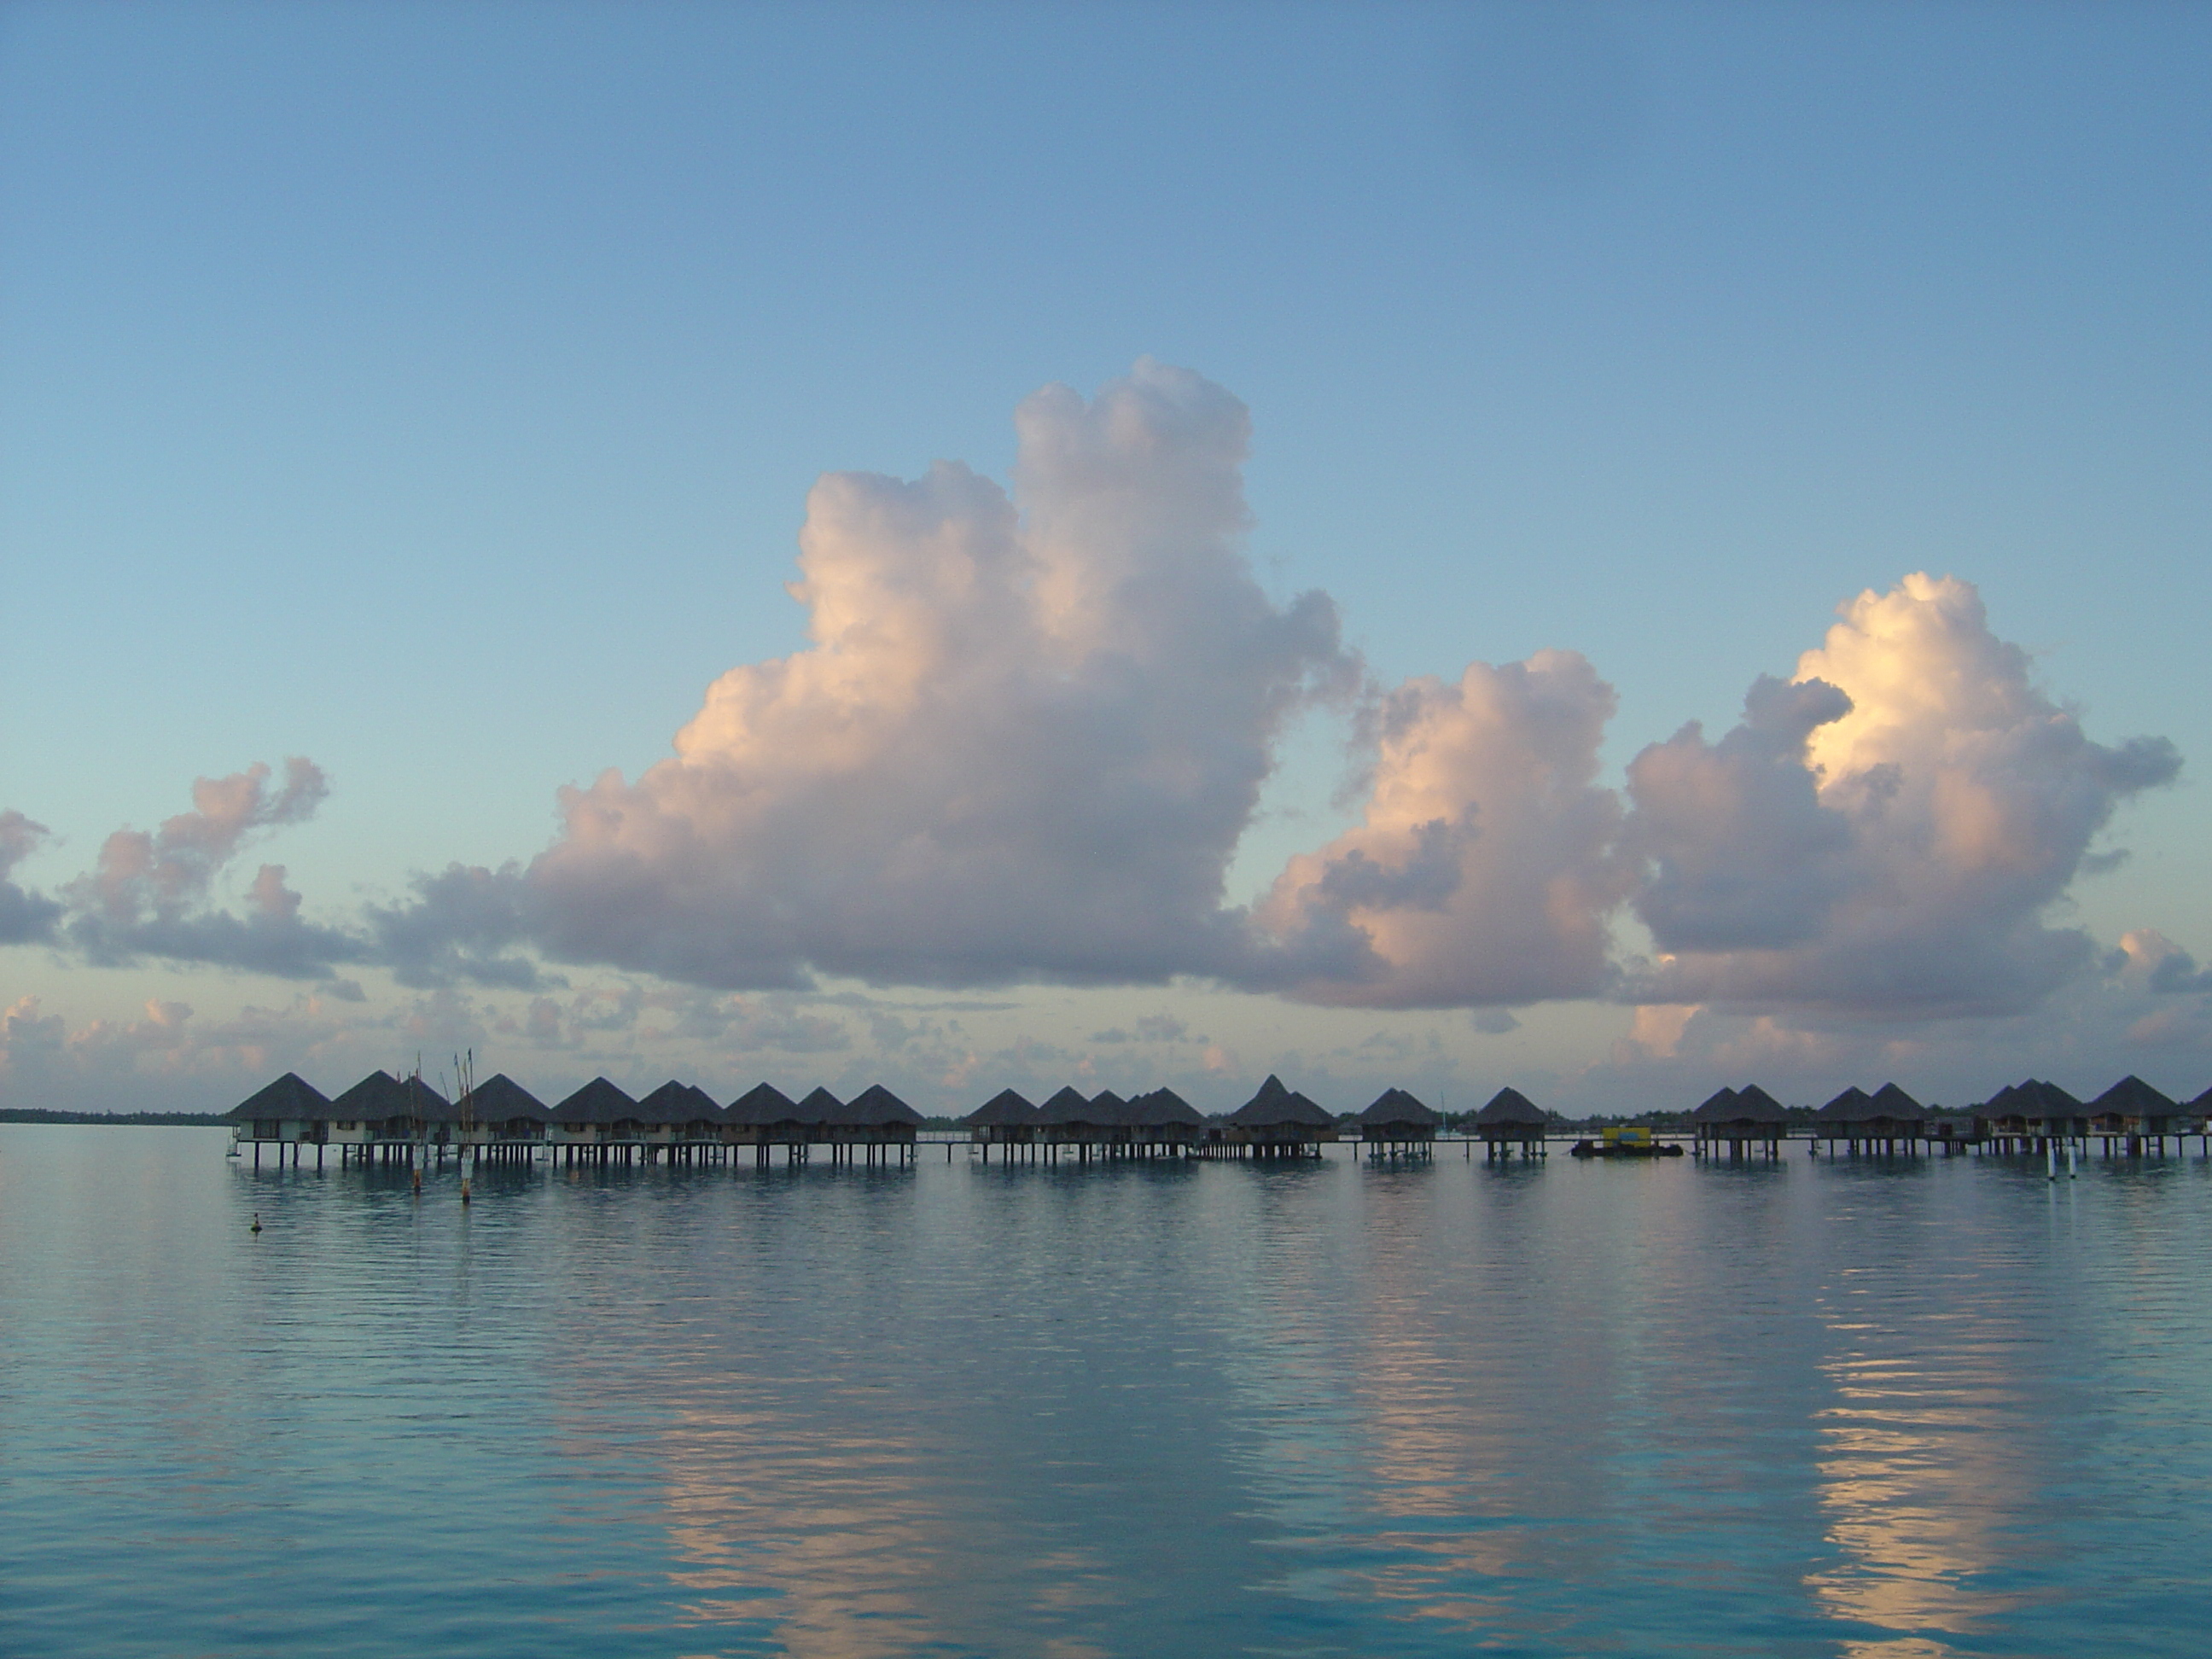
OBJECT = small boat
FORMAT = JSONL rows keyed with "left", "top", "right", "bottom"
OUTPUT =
{"left": 1569, "top": 1126, "right": 1684, "bottom": 1159}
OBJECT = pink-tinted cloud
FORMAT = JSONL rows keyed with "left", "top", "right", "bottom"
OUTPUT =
{"left": 1624, "top": 575, "right": 2179, "bottom": 1016}
{"left": 1256, "top": 650, "right": 1632, "bottom": 1005}
{"left": 518, "top": 359, "right": 1351, "bottom": 989}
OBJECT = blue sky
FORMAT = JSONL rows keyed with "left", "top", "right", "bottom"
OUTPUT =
{"left": 3, "top": 2, "right": 2208, "bottom": 1114}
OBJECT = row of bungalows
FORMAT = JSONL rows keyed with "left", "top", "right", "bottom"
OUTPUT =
{"left": 1691, "top": 1085, "right": 1791, "bottom": 1156}
{"left": 228, "top": 1070, "right": 544, "bottom": 1167}
{"left": 227, "top": 1071, "right": 926, "bottom": 1167}
{"left": 960, "top": 1085, "right": 1213, "bottom": 1161}
{"left": 1970, "top": 1075, "right": 2211, "bottom": 1155}
{"left": 956, "top": 1080, "right": 1547, "bottom": 1162}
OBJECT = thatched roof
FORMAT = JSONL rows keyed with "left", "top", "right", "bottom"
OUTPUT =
{"left": 635, "top": 1080, "right": 710, "bottom": 1125}
{"left": 1036, "top": 1086, "right": 1099, "bottom": 1126}
{"left": 1690, "top": 1086, "right": 1739, "bottom": 1122}
{"left": 1733, "top": 1084, "right": 1789, "bottom": 1123}
{"left": 841, "top": 1084, "right": 924, "bottom": 1127}
{"left": 550, "top": 1077, "right": 637, "bottom": 1125}
{"left": 794, "top": 1087, "right": 843, "bottom": 1126}
{"left": 330, "top": 1070, "right": 409, "bottom": 1122}
{"left": 1869, "top": 1082, "right": 1924, "bottom": 1119}
{"left": 726, "top": 1082, "right": 798, "bottom": 1126}
{"left": 1127, "top": 1086, "right": 1205, "bottom": 1127}
{"left": 2089, "top": 1074, "right": 2179, "bottom": 1119}
{"left": 466, "top": 1074, "right": 548, "bottom": 1124}
{"left": 1089, "top": 1089, "right": 1131, "bottom": 1125}
{"left": 1975, "top": 1079, "right": 2081, "bottom": 1122}
{"left": 1229, "top": 1074, "right": 1336, "bottom": 1128}
{"left": 963, "top": 1088, "right": 1038, "bottom": 1127}
{"left": 1817, "top": 1086, "right": 1874, "bottom": 1121}
{"left": 1357, "top": 1087, "right": 1439, "bottom": 1128}
{"left": 1476, "top": 1086, "right": 1546, "bottom": 1127}
{"left": 229, "top": 1071, "right": 333, "bottom": 1121}
{"left": 2192, "top": 1085, "right": 2212, "bottom": 1115}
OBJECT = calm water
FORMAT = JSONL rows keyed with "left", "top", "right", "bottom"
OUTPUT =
{"left": 3, "top": 1127, "right": 2208, "bottom": 1657}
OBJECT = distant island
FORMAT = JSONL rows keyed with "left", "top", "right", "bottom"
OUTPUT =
{"left": 0, "top": 1109, "right": 230, "bottom": 1126}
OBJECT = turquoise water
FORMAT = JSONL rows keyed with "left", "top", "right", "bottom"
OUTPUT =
{"left": 3, "top": 1126, "right": 2208, "bottom": 1656}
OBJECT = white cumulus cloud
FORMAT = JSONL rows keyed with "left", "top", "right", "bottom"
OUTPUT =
{"left": 1255, "top": 650, "right": 1631, "bottom": 1006}
{"left": 519, "top": 359, "right": 1352, "bottom": 989}
{"left": 1623, "top": 573, "right": 2179, "bottom": 1016}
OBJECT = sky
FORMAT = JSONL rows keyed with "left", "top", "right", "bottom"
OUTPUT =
{"left": 3, "top": 0, "right": 2209, "bottom": 1117}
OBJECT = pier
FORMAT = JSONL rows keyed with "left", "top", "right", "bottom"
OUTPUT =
{"left": 224, "top": 1070, "right": 2212, "bottom": 1173}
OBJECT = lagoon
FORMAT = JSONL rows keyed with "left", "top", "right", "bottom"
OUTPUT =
{"left": 3, "top": 1125, "right": 2208, "bottom": 1656}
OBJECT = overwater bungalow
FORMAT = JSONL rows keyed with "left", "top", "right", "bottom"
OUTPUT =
{"left": 1211, "top": 1075, "right": 1336, "bottom": 1159}
{"left": 1691, "top": 1084, "right": 1789, "bottom": 1158}
{"left": 549, "top": 1077, "right": 642, "bottom": 1163}
{"left": 2085, "top": 1075, "right": 2186, "bottom": 1153}
{"left": 457, "top": 1073, "right": 549, "bottom": 1160}
{"left": 1815, "top": 1082, "right": 1927, "bottom": 1154}
{"left": 725, "top": 1082, "right": 800, "bottom": 1163}
{"left": 632, "top": 1080, "right": 725, "bottom": 1161}
{"left": 1037, "top": 1085, "right": 1115, "bottom": 1161}
{"left": 1474, "top": 1086, "right": 1548, "bottom": 1160}
{"left": 226, "top": 1072, "right": 333, "bottom": 1166}
{"left": 321, "top": 1071, "right": 452, "bottom": 1162}
{"left": 832, "top": 1084, "right": 924, "bottom": 1164}
{"left": 1123, "top": 1086, "right": 1205, "bottom": 1157}
{"left": 1356, "top": 1088, "right": 1438, "bottom": 1157}
{"left": 1972, "top": 1080, "right": 2083, "bottom": 1150}
{"left": 963, "top": 1088, "right": 1039, "bottom": 1161}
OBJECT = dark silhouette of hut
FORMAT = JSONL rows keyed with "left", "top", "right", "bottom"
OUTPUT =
{"left": 1474, "top": 1086, "right": 1548, "bottom": 1160}
{"left": 227, "top": 1072, "right": 333, "bottom": 1167}
{"left": 1037, "top": 1085, "right": 1114, "bottom": 1161}
{"left": 1691, "top": 1084, "right": 1789, "bottom": 1158}
{"left": 1089, "top": 1091, "right": 1133, "bottom": 1154}
{"left": 963, "top": 1088, "right": 1039, "bottom": 1161}
{"left": 2086, "top": 1075, "right": 2182, "bottom": 1155}
{"left": 1971, "top": 1080, "right": 2082, "bottom": 1152}
{"left": 833, "top": 1084, "right": 924, "bottom": 1164}
{"left": 1356, "top": 1088, "right": 1438, "bottom": 1157}
{"left": 1815, "top": 1083, "right": 1926, "bottom": 1154}
{"left": 1216, "top": 1075, "right": 1336, "bottom": 1159}
{"left": 326, "top": 1071, "right": 451, "bottom": 1165}
{"left": 1124, "top": 1086, "right": 1204, "bottom": 1157}
{"left": 463, "top": 1074, "right": 549, "bottom": 1161}
{"left": 725, "top": 1082, "right": 800, "bottom": 1163}
{"left": 549, "top": 1077, "right": 640, "bottom": 1164}
{"left": 632, "top": 1080, "right": 725, "bottom": 1161}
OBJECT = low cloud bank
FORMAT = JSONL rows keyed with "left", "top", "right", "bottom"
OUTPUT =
{"left": 1, "top": 367, "right": 2187, "bottom": 1032}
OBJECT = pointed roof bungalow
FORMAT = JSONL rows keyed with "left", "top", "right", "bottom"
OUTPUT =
{"left": 1973, "top": 1079, "right": 2082, "bottom": 1139}
{"left": 2087, "top": 1074, "right": 2180, "bottom": 1132}
{"left": 1126, "top": 1086, "right": 1204, "bottom": 1129}
{"left": 465, "top": 1074, "right": 549, "bottom": 1132}
{"left": 841, "top": 1084, "right": 924, "bottom": 1129}
{"left": 1089, "top": 1089, "right": 1132, "bottom": 1127}
{"left": 965, "top": 1088, "right": 1039, "bottom": 1128}
{"left": 1691, "top": 1082, "right": 1788, "bottom": 1151}
{"left": 1229, "top": 1074, "right": 1335, "bottom": 1128}
{"left": 794, "top": 1086, "right": 842, "bottom": 1124}
{"left": 229, "top": 1071, "right": 333, "bottom": 1124}
{"left": 1818, "top": 1086, "right": 1874, "bottom": 1122}
{"left": 1037, "top": 1085, "right": 1104, "bottom": 1128}
{"left": 331, "top": 1070, "right": 406, "bottom": 1125}
{"left": 550, "top": 1077, "right": 638, "bottom": 1126}
{"left": 1476, "top": 1086, "right": 1547, "bottom": 1129}
{"left": 635, "top": 1080, "right": 702, "bottom": 1126}
{"left": 1356, "top": 1088, "right": 1439, "bottom": 1140}
{"left": 726, "top": 1082, "right": 798, "bottom": 1126}
{"left": 1816, "top": 1082, "right": 1925, "bottom": 1145}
